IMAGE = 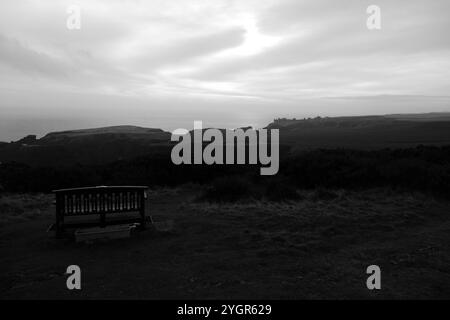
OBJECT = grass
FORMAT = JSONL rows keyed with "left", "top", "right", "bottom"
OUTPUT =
{"left": 1, "top": 187, "right": 450, "bottom": 299}
{"left": 0, "top": 193, "right": 53, "bottom": 228}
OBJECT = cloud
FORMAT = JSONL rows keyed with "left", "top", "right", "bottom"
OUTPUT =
{"left": 0, "top": 34, "right": 69, "bottom": 77}
{"left": 0, "top": 0, "right": 449, "bottom": 140}
{"left": 188, "top": 0, "right": 450, "bottom": 80}
{"left": 132, "top": 27, "right": 245, "bottom": 71}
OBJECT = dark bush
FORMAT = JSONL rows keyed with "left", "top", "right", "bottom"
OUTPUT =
{"left": 311, "top": 188, "right": 339, "bottom": 201}
{"left": 265, "top": 176, "right": 299, "bottom": 202}
{"left": 200, "top": 175, "right": 255, "bottom": 202}
{"left": 1, "top": 145, "right": 449, "bottom": 199}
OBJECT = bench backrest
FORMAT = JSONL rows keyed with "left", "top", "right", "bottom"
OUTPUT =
{"left": 53, "top": 186, "right": 148, "bottom": 216}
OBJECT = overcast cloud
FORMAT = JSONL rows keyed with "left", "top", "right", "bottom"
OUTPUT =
{"left": 0, "top": 0, "right": 449, "bottom": 140}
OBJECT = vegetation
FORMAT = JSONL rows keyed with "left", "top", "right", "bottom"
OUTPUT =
{"left": 1, "top": 145, "right": 449, "bottom": 200}
{"left": 2, "top": 187, "right": 450, "bottom": 299}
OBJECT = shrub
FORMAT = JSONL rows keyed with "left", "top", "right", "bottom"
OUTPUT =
{"left": 265, "top": 177, "right": 299, "bottom": 202}
{"left": 201, "top": 175, "right": 254, "bottom": 202}
{"left": 311, "top": 188, "right": 339, "bottom": 201}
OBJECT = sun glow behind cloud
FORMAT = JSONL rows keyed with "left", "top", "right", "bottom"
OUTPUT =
{"left": 0, "top": 0, "right": 449, "bottom": 140}
{"left": 160, "top": 14, "right": 284, "bottom": 96}
{"left": 219, "top": 14, "right": 282, "bottom": 57}
{"left": 1, "top": 0, "right": 449, "bottom": 100}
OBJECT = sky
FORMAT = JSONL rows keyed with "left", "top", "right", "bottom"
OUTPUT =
{"left": 0, "top": 0, "right": 449, "bottom": 141}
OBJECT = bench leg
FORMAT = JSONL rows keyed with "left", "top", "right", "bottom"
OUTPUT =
{"left": 100, "top": 213, "right": 106, "bottom": 228}
{"left": 55, "top": 224, "right": 61, "bottom": 238}
{"left": 55, "top": 210, "right": 64, "bottom": 238}
{"left": 140, "top": 209, "right": 146, "bottom": 230}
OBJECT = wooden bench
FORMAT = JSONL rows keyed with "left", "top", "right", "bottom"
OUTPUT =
{"left": 53, "top": 186, "right": 149, "bottom": 237}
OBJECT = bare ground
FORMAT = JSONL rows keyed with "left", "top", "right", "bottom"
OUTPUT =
{"left": 1, "top": 187, "right": 450, "bottom": 299}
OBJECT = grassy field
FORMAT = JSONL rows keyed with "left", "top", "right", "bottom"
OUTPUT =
{"left": 1, "top": 187, "right": 450, "bottom": 299}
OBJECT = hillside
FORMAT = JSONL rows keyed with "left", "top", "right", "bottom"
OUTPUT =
{"left": 40, "top": 126, "right": 168, "bottom": 143}
{"left": 0, "top": 126, "right": 171, "bottom": 167}
{"left": 267, "top": 114, "right": 450, "bottom": 150}
{"left": 1, "top": 113, "right": 450, "bottom": 167}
